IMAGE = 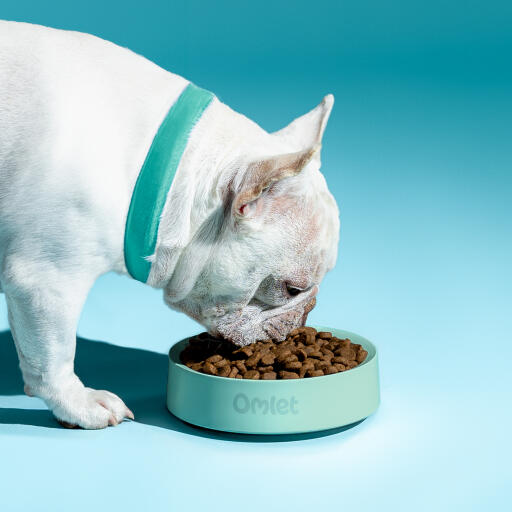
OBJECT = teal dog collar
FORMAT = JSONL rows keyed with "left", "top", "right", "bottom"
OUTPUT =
{"left": 124, "top": 83, "right": 214, "bottom": 282}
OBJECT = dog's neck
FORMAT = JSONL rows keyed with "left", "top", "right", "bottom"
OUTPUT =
{"left": 145, "top": 98, "right": 269, "bottom": 290}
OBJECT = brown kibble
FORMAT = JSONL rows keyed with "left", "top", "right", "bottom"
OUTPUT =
{"left": 244, "top": 370, "right": 260, "bottom": 380}
{"left": 276, "top": 349, "right": 292, "bottom": 363}
{"left": 182, "top": 330, "right": 367, "bottom": 379}
{"left": 296, "top": 348, "right": 308, "bottom": 361}
{"left": 305, "top": 333, "right": 316, "bottom": 345}
{"left": 321, "top": 347, "right": 334, "bottom": 358}
{"left": 246, "top": 352, "right": 263, "bottom": 368}
{"left": 333, "top": 356, "right": 350, "bottom": 365}
{"left": 260, "top": 352, "right": 275, "bottom": 365}
{"left": 234, "top": 360, "right": 247, "bottom": 373}
{"left": 217, "top": 365, "right": 231, "bottom": 377}
{"left": 303, "top": 326, "right": 317, "bottom": 336}
{"left": 233, "top": 346, "right": 253, "bottom": 358}
{"left": 285, "top": 361, "right": 302, "bottom": 370}
{"left": 335, "top": 347, "right": 356, "bottom": 360}
{"left": 279, "top": 371, "right": 300, "bottom": 379}
{"left": 314, "top": 360, "right": 330, "bottom": 371}
{"left": 295, "top": 333, "right": 307, "bottom": 343}
{"left": 302, "top": 359, "right": 315, "bottom": 371}
{"left": 357, "top": 348, "right": 368, "bottom": 363}
{"left": 240, "top": 346, "right": 253, "bottom": 357}
{"left": 203, "top": 362, "right": 218, "bottom": 375}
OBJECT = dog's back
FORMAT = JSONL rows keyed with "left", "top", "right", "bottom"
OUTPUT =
{"left": 0, "top": 20, "right": 184, "bottom": 267}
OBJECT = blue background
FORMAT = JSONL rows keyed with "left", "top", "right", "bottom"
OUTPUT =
{"left": 0, "top": 1, "right": 511, "bottom": 510}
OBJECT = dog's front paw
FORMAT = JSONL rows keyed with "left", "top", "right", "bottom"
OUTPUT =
{"left": 48, "top": 385, "right": 134, "bottom": 429}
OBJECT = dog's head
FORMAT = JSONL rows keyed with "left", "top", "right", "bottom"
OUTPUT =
{"left": 163, "top": 95, "right": 339, "bottom": 345}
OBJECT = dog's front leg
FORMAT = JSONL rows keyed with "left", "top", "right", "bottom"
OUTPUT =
{"left": 4, "top": 266, "right": 133, "bottom": 429}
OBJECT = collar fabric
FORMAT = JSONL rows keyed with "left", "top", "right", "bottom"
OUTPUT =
{"left": 124, "top": 83, "right": 214, "bottom": 282}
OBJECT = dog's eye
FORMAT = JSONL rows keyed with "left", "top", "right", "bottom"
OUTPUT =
{"left": 285, "top": 283, "right": 303, "bottom": 297}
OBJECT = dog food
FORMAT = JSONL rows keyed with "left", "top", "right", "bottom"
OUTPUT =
{"left": 179, "top": 326, "right": 368, "bottom": 379}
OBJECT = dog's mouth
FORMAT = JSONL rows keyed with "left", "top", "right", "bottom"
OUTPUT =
{"left": 210, "top": 286, "right": 318, "bottom": 346}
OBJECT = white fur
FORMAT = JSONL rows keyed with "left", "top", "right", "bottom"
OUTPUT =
{"left": 0, "top": 21, "right": 339, "bottom": 428}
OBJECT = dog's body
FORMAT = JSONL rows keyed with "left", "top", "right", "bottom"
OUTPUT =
{"left": 0, "top": 21, "right": 339, "bottom": 428}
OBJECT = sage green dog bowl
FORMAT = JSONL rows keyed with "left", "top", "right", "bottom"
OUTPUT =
{"left": 167, "top": 326, "right": 380, "bottom": 435}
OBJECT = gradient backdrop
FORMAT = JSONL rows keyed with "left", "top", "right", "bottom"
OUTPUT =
{"left": 0, "top": 1, "right": 510, "bottom": 511}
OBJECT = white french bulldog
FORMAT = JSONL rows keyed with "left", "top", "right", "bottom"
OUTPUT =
{"left": 0, "top": 21, "right": 340, "bottom": 428}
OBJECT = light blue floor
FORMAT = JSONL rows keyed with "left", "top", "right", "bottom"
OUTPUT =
{"left": 1, "top": 1, "right": 512, "bottom": 510}
{"left": 1, "top": 80, "right": 511, "bottom": 506}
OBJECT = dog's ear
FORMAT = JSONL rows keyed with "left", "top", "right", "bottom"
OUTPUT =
{"left": 273, "top": 94, "right": 334, "bottom": 148}
{"left": 233, "top": 145, "right": 319, "bottom": 219}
